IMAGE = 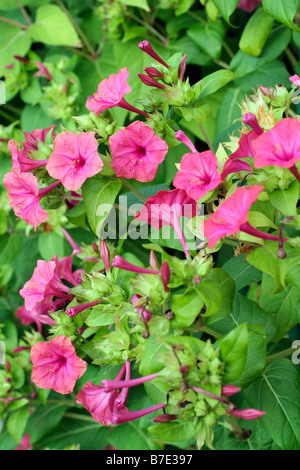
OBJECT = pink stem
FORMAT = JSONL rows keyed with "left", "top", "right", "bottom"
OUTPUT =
{"left": 118, "top": 97, "right": 149, "bottom": 117}
{"left": 289, "top": 165, "right": 300, "bottom": 183}
{"left": 240, "top": 222, "right": 288, "bottom": 242}
{"left": 38, "top": 180, "right": 61, "bottom": 198}
{"left": 111, "top": 403, "right": 165, "bottom": 424}
{"left": 102, "top": 373, "right": 159, "bottom": 392}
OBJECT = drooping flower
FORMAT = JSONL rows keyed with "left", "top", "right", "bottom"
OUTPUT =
{"left": 20, "top": 260, "right": 73, "bottom": 311}
{"left": 204, "top": 185, "right": 289, "bottom": 248}
{"left": 52, "top": 254, "right": 83, "bottom": 286}
{"left": 102, "top": 372, "right": 159, "bottom": 392}
{"left": 134, "top": 189, "right": 198, "bottom": 258}
{"left": 175, "top": 130, "right": 197, "bottom": 153}
{"left": 9, "top": 140, "right": 48, "bottom": 174}
{"left": 85, "top": 67, "right": 148, "bottom": 117}
{"left": 221, "top": 158, "right": 253, "bottom": 180}
{"left": 173, "top": 151, "right": 222, "bottom": 200}
{"left": 46, "top": 132, "right": 103, "bottom": 191}
{"left": 109, "top": 121, "right": 168, "bottom": 182}
{"left": 34, "top": 61, "right": 53, "bottom": 81}
{"left": 3, "top": 172, "right": 60, "bottom": 231}
{"left": 76, "top": 361, "right": 129, "bottom": 424}
{"left": 237, "top": 0, "right": 261, "bottom": 12}
{"left": 16, "top": 302, "right": 56, "bottom": 333}
{"left": 23, "top": 125, "right": 56, "bottom": 154}
{"left": 252, "top": 118, "right": 300, "bottom": 181}
{"left": 30, "top": 335, "right": 87, "bottom": 395}
{"left": 229, "top": 113, "right": 263, "bottom": 160}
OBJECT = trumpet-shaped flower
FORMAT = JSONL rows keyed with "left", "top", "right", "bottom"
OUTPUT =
{"left": 109, "top": 121, "right": 168, "bottom": 182}
{"left": 46, "top": 132, "right": 103, "bottom": 191}
{"left": 173, "top": 151, "right": 221, "bottom": 200}
{"left": 16, "top": 302, "right": 56, "bottom": 333}
{"left": 30, "top": 335, "right": 87, "bottom": 395}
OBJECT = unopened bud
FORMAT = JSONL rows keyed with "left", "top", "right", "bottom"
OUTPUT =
{"left": 100, "top": 240, "right": 110, "bottom": 272}
{"left": 161, "top": 260, "right": 171, "bottom": 292}
{"left": 138, "top": 73, "right": 165, "bottom": 90}
{"left": 144, "top": 67, "right": 164, "bottom": 78}
{"left": 149, "top": 250, "right": 159, "bottom": 271}
{"left": 179, "top": 365, "right": 189, "bottom": 375}
{"left": 178, "top": 54, "right": 187, "bottom": 82}
{"left": 152, "top": 414, "right": 177, "bottom": 423}
{"left": 277, "top": 246, "right": 287, "bottom": 259}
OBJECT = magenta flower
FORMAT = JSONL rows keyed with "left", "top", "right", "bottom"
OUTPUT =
{"left": 9, "top": 140, "right": 48, "bottom": 174}
{"left": 226, "top": 407, "right": 265, "bottom": 420}
{"left": 178, "top": 55, "right": 187, "bottom": 82}
{"left": 23, "top": 125, "right": 56, "bottom": 154}
{"left": 76, "top": 363, "right": 129, "bottom": 425}
{"left": 138, "top": 73, "right": 166, "bottom": 90}
{"left": 175, "top": 130, "right": 197, "bottom": 153}
{"left": 85, "top": 67, "right": 148, "bottom": 117}
{"left": 111, "top": 403, "right": 165, "bottom": 424}
{"left": 20, "top": 260, "right": 73, "bottom": 311}
{"left": 100, "top": 240, "right": 111, "bottom": 273}
{"left": 46, "top": 132, "right": 103, "bottom": 191}
{"left": 204, "top": 185, "right": 288, "bottom": 248}
{"left": 252, "top": 118, "right": 300, "bottom": 181}
{"left": 173, "top": 151, "right": 221, "bottom": 200}
{"left": 52, "top": 254, "right": 83, "bottom": 286}
{"left": 221, "top": 158, "right": 253, "bottom": 180}
{"left": 61, "top": 228, "right": 82, "bottom": 255}
{"left": 221, "top": 385, "right": 241, "bottom": 397}
{"left": 3, "top": 172, "right": 60, "bottom": 230}
{"left": 229, "top": 113, "right": 263, "bottom": 160}
{"left": 34, "top": 61, "right": 53, "bottom": 81}
{"left": 66, "top": 300, "right": 101, "bottom": 319}
{"left": 30, "top": 335, "right": 87, "bottom": 395}
{"left": 16, "top": 302, "right": 56, "bottom": 333}
{"left": 138, "top": 41, "right": 169, "bottom": 69}
{"left": 15, "top": 434, "right": 32, "bottom": 451}
{"left": 109, "top": 121, "right": 168, "bottom": 182}
{"left": 131, "top": 294, "right": 152, "bottom": 322}
{"left": 134, "top": 189, "right": 198, "bottom": 257}
{"left": 111, "top": 255, "right": 160, "bottom": 275}
{"left": 290, "top": 74, "right": 300, "bottom": 87}
{"left": 102, "top": 372, "right": 159, "bottom": 393}
{"left": 237, "top": 0, "right": 261, "bottom": 12}
{"left": 144, "top": 67, "right": 164, "bottom": 78}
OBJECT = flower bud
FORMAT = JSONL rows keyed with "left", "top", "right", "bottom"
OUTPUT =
{"left": 152, "top": 414, "right": 177, "bottom": 423}
{"left": 100, "top": 240, "right": 110, "bottom": 273}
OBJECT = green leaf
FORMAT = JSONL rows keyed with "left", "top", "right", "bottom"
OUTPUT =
{"left": 119, "top": 0, "right": 150, "bottom": 11}
{"left": 239, "top": 8, "right": 274, "bottom": 57}
{"left": 259, "top": 274, "right": 300, "bottom": 342}
{"left": 210, "top": 292, "right": 276, "bottom": 343}
{"left": 234, "top": 324, "right": 267, "bottom": 388}
{"left": 262, "top": 0, "right": 300, "bottom": 32}
{"left": 234, "top": 59, "right": 290, "bottom": 91}
{"left": 269, "top": 179, "right": 299, "bottom": 216}
{"left": 174, "top": 104, "right": 211, "bottom": 124}
{"left": 195, "top": 70, "right": 235, "bottom": 100}
{"left": 0, "top": 233, "right": 22, "bottom": 266}
{"left": 205, "top": 268, "right": 235, "bottom": 324}
{"left": 0, "top": 24, "right": 31, "bottom": 76}
{"left": 246, "top": 242, "right": 282, "bottom": 291}
{"left": 66, "top": 201, "right": 88, "bottom": 229}
{"left": 171, "top": 288, "right": 205, "bottom": 328}
{"left": 245, "top": 359, "right": 300, "bottom": 450}
{"left": 107, "top": 422, "right": 152, "bottom": 450}
{"left": 82, "top": 175, "right": 122, "bottom": 237}
{"left": 215, "top": 87, "right": 245, "bottom": 137}
{"left": 211, "top": 0, "right": 240, "bottom": 23}
{"left": 187, "top": 21, "right": 225, "bottom": 59}
{"left": 195, "top": 280, "right": 223, "bottom": 317}
{"left": 26, "top": 403, "right": 67, "bottom": 444}
{"left": 28, "top": 4, "right": 80, "bottom": 46}
{"left": 38, "top": 231, "right": 64, "bottom": 261}
{"left": 248, "top": 211, "right": 277, "bottom": 229}
{"left": 149, "top": 420, "right": 199, "bottom": 442}
{"left": 222, "top": 254, "right": 262, "bottom": 291}
{"left": 139, "top": 336, "right": 168, "bottom": 376}
{"left": 21, "top": 104, "right": 56, "bottom": 132}
{"left": 280, "top": 253, "right": 300, "bottom": 288}
{"left": 216, "top": 324, "right": 248, "bottom": 382}
{"left": 7, "top": 406, "right": 30, "bottom": 444}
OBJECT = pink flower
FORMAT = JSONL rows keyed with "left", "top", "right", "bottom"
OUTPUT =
{"left": 34, "top": 61, "right": 52, "bottom": 81}
{"left": 290, "top": 75, "right": 300, "bottom": 87}
{"left": 252, "top": 118, "right": 300, "bottom": 179}
{"left": 109, "top": 121, "right": 168, "bottom": 182}
{"left": 173, "top": 151, "right": 221, "bottom": 200}
{"left": 221, "top": 158, "right": 253, "bottom": 180}
{"left": 226, "top": 407, "right": 265, "bottom": 420}
{"left": 111, "top": 403, "right": 165, "bottom": 424}
{"left": 15, "top": 434, "right": 32, "bottom": 450}
{"left": 175, "top": 130, "right": 197, "bottom": 153}
{"left": 237, "top": 0, "right": 261, "bottom": 12}
{"left": 134, "top": 189, "right": 198, "bottom": 257}
{"left": 66, "top": 300, "right": 101, "bottom": 319}
{"left": 20, "top": 260, "right": 73, "bottom": 311}
{"left": 3, "top": 172, "right": 52, "bottom": 230}
{"left": 131, "top": 294, "right": 152, "bottom": 322}
{"left": 30, "top": 335, "right": 87, "bottom": 395}
{"left": 204, "top": 185, "right": 288, "bottom": 248}
{"left": 52, "top": 254, "right": 83, "bottom": 286}
{"left": 46, "top": 132, "right": 103, "bottom": 191}
{"left": 16, "top": 302, "right": 56, "bottom": 333}
{"left": 229, "top": 113, "right": 263, "bottom": 160}
{"left": 86, "top": 68, "right": 148, "bottom": 117}
{"left": 61, "top": 228, "right": 82, "bottom": 254}
{"left": 221, "top": 385, "right": 241, "bottom": 397}
{"left": 138, "top": 41, "right": 169, "bottom": 69}
{"left": 76, "top": 361, "right": 129, "bottom": 424}
{"left": 9, "top": 140, "right": 48, "bottom": 174}
{"left": 138, "top": 73, "right": 165, "bottom": 89}
{"left": 23, "top": 125, "right": 56, "bottom": 154}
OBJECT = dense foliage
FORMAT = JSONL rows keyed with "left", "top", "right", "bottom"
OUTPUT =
{"left": 0, "top": 0, "right": 300, "bottom": 451}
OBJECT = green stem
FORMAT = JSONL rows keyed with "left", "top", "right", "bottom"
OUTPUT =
{"left": 0, "top": 16, "right": 27, "bottom": 29}
{"left": 129, "top": 12, "right": 168, "bottom": 46}
{"left": 55, "top": 0, "right": 97, "bottom": 58}
{"left": 199, "top": 123, "right": 214, "bottom": 152}
{"left": 226, "top": 415, "right": 250, "bottom": 440}
{"left": 64, "top": 412, "right": 100, "bottom": 423}
{"left": 211, "top": 58, "right": 231, "bottom": 70}
{"left": 288, "top": 109, "right": 300, "bottom": 120}
{"left": 64, "top": 46, "right": 95, "bottom": 62}
{"left": 121, "top": 178, "right": 147, "bottom": 203}
{"left": 265, "top": 347, "right": 295, "bottom": 365}
{"left": 16, "top": 0, "right": 32, "bottom": 25}
{"left": 285, "top": 47, "right": 298, "bottom": 69}
{"left": 0, "top": 109, "right": 16, "bottom": 122}
{"left": 200, "top": 326, "right": 222, "bottom": 339}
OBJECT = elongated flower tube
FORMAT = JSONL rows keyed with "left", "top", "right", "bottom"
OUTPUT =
{"left": 66, "top": 300, "right": 101, "bottom": 318}
{"left": 61, "top": 228, "right": 82, "bottom": 254}
{"left": 131, "top": 294, "right": 152, "bottom": 322}
{"left": 34, "top": 61, "right": 53, "bottom": 81}
{"left": 229, "top": 113, "right": 263, "bottom": 161}
{"left": 9, "top": 140, "right": 48, "bottom": 173}
{"left": 175, "top": 130, "right": 197, "bottom": 153}
{"left": 102, "top": 373, "right": 159, "bottom": 393}
{"left": 111, "top": 403, "right": 166, "bottom": 424}
{"left": 100, "top": 240, "right": 111, "bottom": 273}
{"left": 138, "top": 41, "right": 169, "bottom": 69}
{"left": 138, "top": 73, "right": 166, "bottom": 89}
{"left": 226, "top": 407, "right": 265, "bottom": 420}
{"left": 161, "top": 260, "right": 171, "bottom": 292}
{"left": 178, "top": 54, "right": 187, "bottom": 82}
{"left": 144, "top": 67, "right": 164, "bottom": 78}
{"left": 111, "top": 255, "right": 160, "bottom": 275}
{"left": 221, "top": 385, "right": 241, "bottom": 397}
{"left": 204, "top": 185, "right": 288, "bottom": 249}
{"left": 16, "top": 302, "right": 56, "bottom": 333}
{"left": 114, "top": 359, "right": 131, "bottom": 410}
